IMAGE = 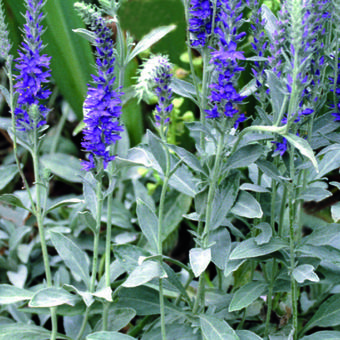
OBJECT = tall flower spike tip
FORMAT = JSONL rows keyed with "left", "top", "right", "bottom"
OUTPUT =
{"left": 188, "top": 0, "right": 214, "bottom": 47}
{"left": 75, "top": 3, "right": 123, "bottom": 172}
{"left": 14, "top": 0, "right": 51, "bottom": 132}
{"left": 135, "top": 55, "right": 173, "bottom": 125}
{"left": 205, "top": 0, "right": 246, "bottom": 128}
{"left": 0, "top": 0, "right": 11, "bottom": 62}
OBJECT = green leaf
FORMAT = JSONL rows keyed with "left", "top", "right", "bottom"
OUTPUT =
{"left": 87, "top": 331, "right": 136, "bottom": 340}
{"left": 315, "top": 149, "right": 340, "bottom": 179}
{"left": 236, "top": 330, "right": 263, "bottom": 340}
{"left": 136, "top": 199, "right": 159, "bottom": 253}
{"left": 169, "top": 164, "right": 197, "bottom": 197}
{"left": 229, "top": 281, "right": 267, "bottom": 312}
{"left": 162, "top": 191, "right": 191, "bottom": 240}
{"left": 170, "top": 78, "right": 198, "bottom": 104}
{"left": 298, "top": 245, "right": 340, "bottom": 265}
{"left": 50, "top": 231, "right": 90, "bottom": 288}
{"left": 115, "top": 244, "right": 151, "bottom": 272}
{"left": 0, "top": 324, "right": 53, "bottom": 340}
{"left": 117, "top": 286, "right": 182, "bottom": 316}
{"left": 210, "top": 175, "right": 240, "bottom": 230}
{"left": 331, "top": 202, "right": 340, "bottom": 222}
{"left": 230, "top": 191, "right": 263, "bottom": 219}
{"left": 46, "top": 198, "right": 83, "bottom": 214}
{"left": 94, "top": 308, "right": 136, "bottom": 332}
{"left": 209, "top": 228, "right": 231, "bottom": 270}
{"left": 265, "top": 71, "right": 285, "bottom": 122}
{"left": 301, "top": 331, "right": 340, "bottom": 340}
{"left": 200, "top": 315, "right": 239, "bottom": 340}
{"left": 303, "top": 295, "right": 340, "bottom": 332}
{"left": 0, "top": 165, "right": 18, "bottom": 191}
{"left": 127, "top": 25, "right": 176, "bottom": 63}
{"left": 292, "top": 265, "right": 319, "bottom": 284}
{"left": 41, "top": 153, "right": 83, "bottom": 183}
{"left": 170, "top": 144, "right": 206, "bottom": 175}
{"left": 189, "top": 247, "right": 211, "bottom": 277}
{"left": 0, "top": 194, "right": 30, "bottom": 211}
{"left": 254, "top": 222, "right": 272, "bottom": 245}
{"left": 141, "top": 323, "right": 201, "bottom": 340}
{"left": 122, "top": 260, "right": 165, "bottom": 287}
{"left": 226, "top": 144, "right": 264, "bottom": 170}
{"left": 0, "top": 284, "right": 34, "bottom": 304}
{"left": 298, "top": 187, "right": 332, "bottom": 202}
{"left": 261, "top": 4, "right": 278, "bottom": 42}
{"left": 304, "top": 225, "right": 340, "bottom": 246}
{"left": 73, "top": 28, "right": 96, "bottom": 44}
{"left": 29, "top": 287, "right": 79, "bottom": 307}
{"left": 284, "top": 133, "right": 318, "bottom": 171}
{"left": 230, "top": 238, "right": 288, "bottom": 260}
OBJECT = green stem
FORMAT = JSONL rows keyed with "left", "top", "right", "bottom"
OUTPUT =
{"left": 288, "top": 148, "right": 298, "bottom": 339}
{"left": 103, "top": 178, "right": 113, "bottom": 331}
{"left": 76, "top": 307, "right": 90, "bottom": 340}
{"left": 156, "top": 128, "right": 171, "bottom": 340}
{"left": 193, "top": 128, "right": 224, "bottom": 314}
{"left": 32, "top": 125, "right": 57, "bottom": 340}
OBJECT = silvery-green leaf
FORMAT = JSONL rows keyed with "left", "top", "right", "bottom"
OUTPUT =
{"left": 303, "top": 295, "right": 340, "bottom": 332}
{"left": 86, "top": 331, "right": 136, "bottom": 340}
{"left": 230, "top": 238, "right": 288, "bottom": 260}
{"left": 229, "top": 282, "right": 267, "bottom": 312}
{"left": 122, "top": 260, "right": 166, "bottom": 287}
{"left": 236, "top": 330, "right": 263, "bottom": 340}
{"left": 0, "top": 165, "right": 19, "bottom": 191}
{"left": 29, "top": 287, "right": 79, "bottom": 307}
{"left": 301, "top": 331, "right": 340, "bottom": 340}
{"left": 292, "top": 265, "right": 319, "bottom": 284}
{"left": 189, "top": 247, "right": 211, "bottom": 277}
{"left": 136, "top": 199, "right": 158, "bottom": 253}
{"left": 0, "top": 284, "right": 34, "bottom": 304}
{"left": 50, "top": 231, "right": 90, "bottom": 288}
{"left": 127, "top": 25, "right": 176, "bottom": 62}
{"left": 254, "top": 222, "right": 272, "bottom": 245}
{"left": 200, "top": 315, "right": 239, "bottom": 340}
{"left": 231, "top": 191, "right": 263, "bottom": 219}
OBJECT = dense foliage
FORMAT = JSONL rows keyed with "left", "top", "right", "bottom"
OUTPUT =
{"left": 0, "top": 0, "right": 340, "bottom": 339}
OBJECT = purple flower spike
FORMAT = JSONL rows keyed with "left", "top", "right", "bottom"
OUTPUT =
{"left": 205, "top": 0, "right": 246, "bottom": 125}
{"left": 189, "top": 0, "right": 213, "bottom": 47}
{"left": 76, "top": 6, "right": 123, "bottom": 171}
{"left": 14, "top": 0, "right": 51, "bottom": 131}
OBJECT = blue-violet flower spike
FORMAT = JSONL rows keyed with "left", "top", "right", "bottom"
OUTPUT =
{"left": 75, "top": 3, "right": 123, "bottom": 171}
{"left": 14, "top": 0, "right": 51, "bottom": 131}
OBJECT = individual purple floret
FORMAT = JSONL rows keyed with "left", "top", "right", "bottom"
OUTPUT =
{"left": 14, "top": 0, "right": 51, "bottom": 131}
{"left": 76, "top": 6, "right": 123, "bottom": 171}
{"left": 188, "top": 0, "right": 213, "bottom": 47}
{"left": 205, "top": 1, "right": 246, "bottom": 127}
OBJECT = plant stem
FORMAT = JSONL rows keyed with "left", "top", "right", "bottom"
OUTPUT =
{"left": 32, "top": 125, "right": 57, "bottom": 340}
{"left": 157, "top": 128, "right": 171, "bottom": 340}
{"left": 288, "top": 148, "right": 298, "bottom": 339}
{"left": 103, "top": 177, "right": 114, "bottom": 331}
{"left": 50, "top": 104, "right": 68, "bottom": 154}
{"left": 193, "top": 127, "right": 224, "bottom": 314}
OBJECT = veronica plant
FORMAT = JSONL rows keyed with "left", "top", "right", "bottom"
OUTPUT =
{"left": 0, "top": 1, "right": 60, "bottom": 339}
